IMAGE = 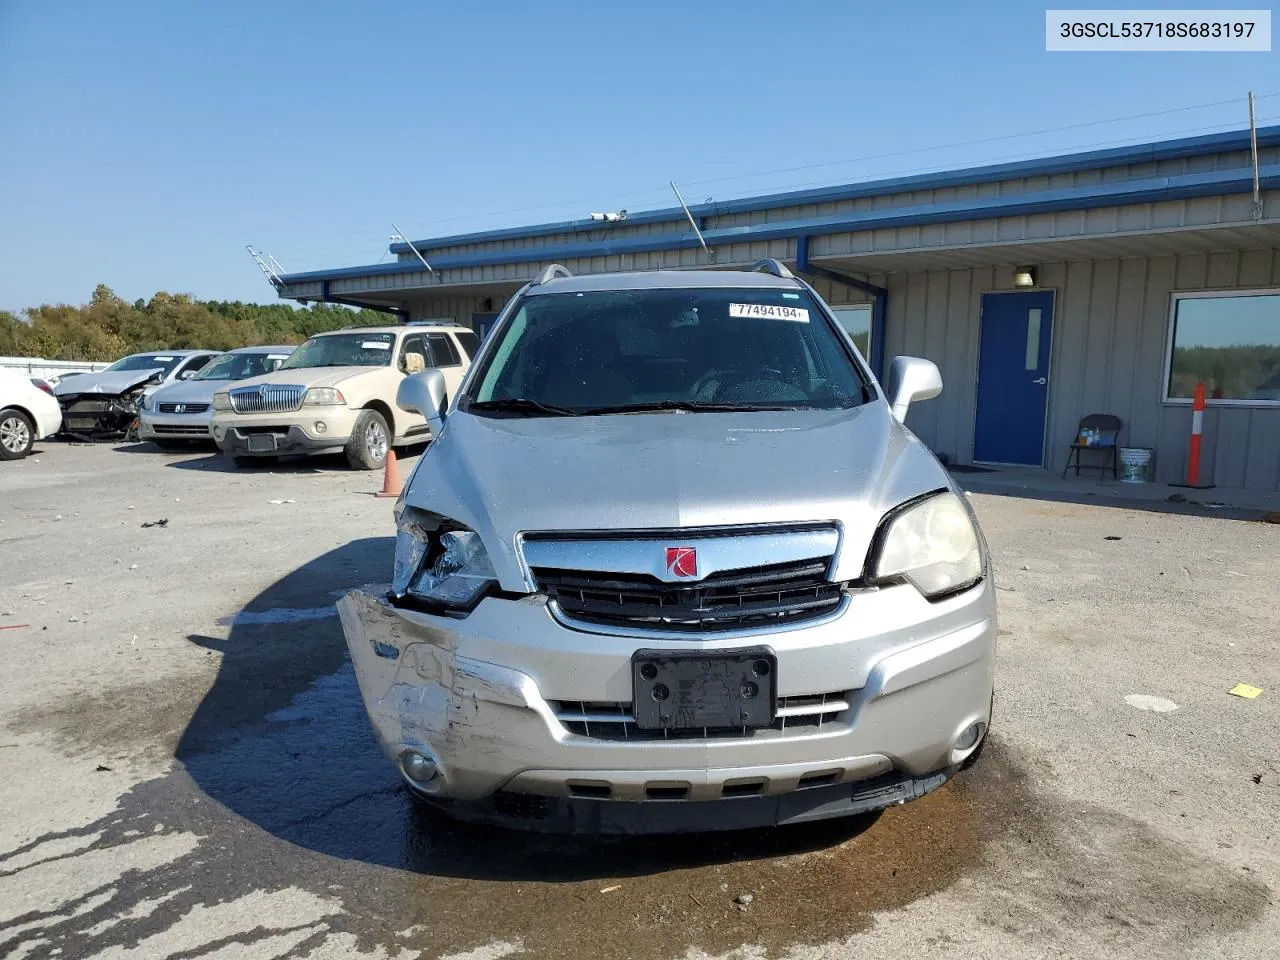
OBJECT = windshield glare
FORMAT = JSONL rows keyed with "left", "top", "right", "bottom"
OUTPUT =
{"left": 196, "top": 351, "right": 291, "bottom": 381}
{"left": 280, "top": 333, "right": 395, "bottom": 369}
{"left": 105, "top": 354, "right": 184, "bottom": 375}
{"left": 467, "top": 288, "right": 868, "bottom": 413}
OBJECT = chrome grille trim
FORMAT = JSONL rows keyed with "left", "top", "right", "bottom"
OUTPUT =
{"left": 228, "top": 384, "right": 305, "bottom": 414}
{"left": 550, "top": 692, "right": 853, "bottom": 741}
{"left": 157, "top": 402, "right": 210, "bottom": 414}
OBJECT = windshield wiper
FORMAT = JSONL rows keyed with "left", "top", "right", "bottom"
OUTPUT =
{"left": 578, "top": 400, "right": 805, "bottom": 415}
{"left": 466, "top": 397, "right": 580, "bottom": 417}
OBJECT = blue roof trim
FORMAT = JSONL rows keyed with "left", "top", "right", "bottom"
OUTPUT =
{"left": 389, "top": 125, "right": 1280, "bottom": 255}
{"left": 280, "top": 163, "right": 1280, "bottom": 287}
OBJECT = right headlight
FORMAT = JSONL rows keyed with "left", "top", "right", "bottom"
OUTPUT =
{"left": 391, "top": 504, "right": 498, "bottom": 613}
{"left": 872, "top": 492, "right": 983, "bottom": 599}
{"left": 212, "top": 392, "right": 232, "bottom": 411}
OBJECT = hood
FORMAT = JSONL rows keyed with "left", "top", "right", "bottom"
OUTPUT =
{"left": 146, "top": 378, "right": 224, "bottom": 405}
{"left": 405, "top": 403, "right": 953, "bottom": 590}
{"left": 54, "top": 369, "right": 162, "bottom": 398}
{"left": 228, "top": 366, "right": 380, "bottom": 391}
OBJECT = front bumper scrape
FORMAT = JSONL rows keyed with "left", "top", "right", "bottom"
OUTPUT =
{"left": 337, "top": 589, "right": 554, "bottom": 798}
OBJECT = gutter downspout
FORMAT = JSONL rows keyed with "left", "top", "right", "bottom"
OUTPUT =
{"left": 795, "top": 236, "right": 888, "bottom": 381}
{"left": 317, "top": 281, "right": 411, "bottom": 322}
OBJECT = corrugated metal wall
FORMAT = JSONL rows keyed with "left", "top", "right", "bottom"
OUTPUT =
{"left": 853, "top": 251, "right": 1280, "bottom": 491}
{"left": 398, "top": 146, "right": 1278, "bottom": 262}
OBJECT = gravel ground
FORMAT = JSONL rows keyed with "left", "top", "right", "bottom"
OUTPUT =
{"left": 0, "top": 441, "right": 1276, "bottom": 960}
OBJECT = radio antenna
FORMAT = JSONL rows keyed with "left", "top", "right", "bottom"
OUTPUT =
{"left": 391, "top": 223, "right": 435, "bottom": 274}
{"left": 670, "top": 181, "right": 713, "bottom": 261}
{"left": 246, "top": 244, "right": 285, "bottom": 289}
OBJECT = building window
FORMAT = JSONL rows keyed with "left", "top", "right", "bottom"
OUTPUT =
{"left": 1166, "top": 291, "right": 1280, "bottom": 404}
{"left": 830, "top": 305, "right": 872, "bottom": 358}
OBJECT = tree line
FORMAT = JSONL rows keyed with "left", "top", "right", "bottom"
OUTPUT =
{"left": 0, "top": 284, "right": 392, "bottom": 362}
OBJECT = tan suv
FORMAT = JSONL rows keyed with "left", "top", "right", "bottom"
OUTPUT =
{"left": 211, "top": 323, "right": 476, "bottom": 469}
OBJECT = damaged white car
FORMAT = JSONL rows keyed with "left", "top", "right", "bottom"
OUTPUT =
{"left": 338, "top": 261, "right": 996, "bottom": 834}
{"left": 55, "top": 350, "right": 218, "bottom": 440}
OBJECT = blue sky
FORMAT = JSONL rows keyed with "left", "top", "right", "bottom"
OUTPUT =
{"left": 0, "top": 0, "right": 1276, "bottom": 312}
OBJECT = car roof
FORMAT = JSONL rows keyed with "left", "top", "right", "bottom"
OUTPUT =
{"left": 525, "top": 268, "right": 803, "bottom": 296}
{"left": 313, "top": 324, "right": 460, "bottom": 336}
{"left": 227, "top": 344, "right": 295, "bottom": 354}
{"left": 128, "top": 349, "right": 211, "bottom": 357}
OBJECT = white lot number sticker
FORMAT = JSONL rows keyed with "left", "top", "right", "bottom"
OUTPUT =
{"left": 361, "top": 341, "right": 392, "bottom": 350}
{"left": 729, "top": 302, "right": 809, "bottom": 323}
{"left": 153, "top": 356, "right": 175, "bottom": 361}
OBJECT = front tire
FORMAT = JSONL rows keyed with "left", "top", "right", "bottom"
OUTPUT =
{"left": 345, "top": 409, "right": 390, "bottom": 470}
{"left": 0, "top": 408, "right": 35, "bottom": 460}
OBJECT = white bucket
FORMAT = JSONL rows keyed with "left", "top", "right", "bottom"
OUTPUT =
{"left": 1119, "top": 447, "right": 1152, "bottom": 484}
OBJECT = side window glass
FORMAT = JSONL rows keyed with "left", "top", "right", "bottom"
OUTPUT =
{"left": 428, "top": 333, "right": 461, "bottom": 367}
{"left": 183, "top": 355, "right": 212, "bottom": 374}
{"left": 455, "top": 330, "right": 480, "bottom": 359}
{"left": 399, "top": 335, "right": 428, "bottom": 374}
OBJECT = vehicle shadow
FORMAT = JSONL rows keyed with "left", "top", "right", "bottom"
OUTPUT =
{"left": 177, "top": 537, "right": 877, "bottom": 882}
{"left": 164, "top": 450, "right": 350, "bottom": 474}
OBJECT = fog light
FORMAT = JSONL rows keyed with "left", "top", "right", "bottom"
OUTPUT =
{"left": 400, "top": 751, "right": 438, "bottom": 783}
{"left": 955, "top": 722, "right": 983, "bottom": 751}
{"left": 314, "top": 421, "right": 328, "bottom": 434}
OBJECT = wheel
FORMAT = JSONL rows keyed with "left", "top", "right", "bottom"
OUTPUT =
{"left": 0, "top": 408, "right": 35, "bottom": 460}
{"left": 345, "top": 409, "right": 390, "bottom": 470}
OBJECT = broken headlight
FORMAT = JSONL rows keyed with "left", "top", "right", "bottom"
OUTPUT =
{"left": 871, "top": 492, "right": 983, "bottom": 599}
{"left": 392, "top": 504, "right": 497, "bottom": 612}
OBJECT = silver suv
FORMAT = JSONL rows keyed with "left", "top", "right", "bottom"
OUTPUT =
{"left": 338, "top": 261, "right": 996, "bottom": 833}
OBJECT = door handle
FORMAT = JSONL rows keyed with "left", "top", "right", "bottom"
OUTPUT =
{"left": 1032, "top": 377, "right": 1047, "bottom": 385}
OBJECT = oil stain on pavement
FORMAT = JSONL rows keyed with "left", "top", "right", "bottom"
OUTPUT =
{"left": 2, "top": 540, "right": 1271, "bottom": 959}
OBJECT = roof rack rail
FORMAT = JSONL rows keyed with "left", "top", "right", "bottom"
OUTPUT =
{"left": 405, "top": 318, "right": 464, "bottom": 327}
{"left": 532, "top": 264, "right": 573, "bottom": 285}
{"left": 751, "top": 258, "right": 795, "bottom": 280}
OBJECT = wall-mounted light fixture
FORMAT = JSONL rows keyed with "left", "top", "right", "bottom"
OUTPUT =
{"left": 1013, "top": 265, "right": 1038, "bottom": 288}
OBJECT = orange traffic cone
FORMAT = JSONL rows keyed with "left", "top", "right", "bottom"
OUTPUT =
{"left": 375, "top": 448, "right": 403, "bottom": 498}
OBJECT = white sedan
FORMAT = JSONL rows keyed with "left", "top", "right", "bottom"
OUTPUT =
{"left": 0, "top": 370, "right": 63, "bottom": 460}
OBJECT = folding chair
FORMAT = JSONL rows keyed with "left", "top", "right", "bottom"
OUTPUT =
{"left": 1063, "top": 414, "right": 1121, "bottom": 480}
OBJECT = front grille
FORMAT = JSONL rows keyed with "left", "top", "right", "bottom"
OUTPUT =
{"left": 157, "top": 402, "right": 210, "bottom": 414}
{"left": 551, "top": 691, "right": 852, "bottom": 741}
{"left": 228, "top": 384, "right": 305, "bottom": 414}
{"left": 63, "top": 399, "right": 112, "bottom": 413}
{"left": 532, "top": 557, "right": 843, "bottom": 631}
{"left": 153, "top": 424, "right": 209, "bottom": 435}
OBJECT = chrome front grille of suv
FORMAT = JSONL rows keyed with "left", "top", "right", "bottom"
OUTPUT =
{"left": 228, "top": 384, "right": 305, "bottom": 414}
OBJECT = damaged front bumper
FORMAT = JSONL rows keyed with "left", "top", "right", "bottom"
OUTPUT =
{"left": 337, "top": 579, "right": 997, "bottom": 834}
{"left": 58, "top": 394, "right": 141, "bottom": 440}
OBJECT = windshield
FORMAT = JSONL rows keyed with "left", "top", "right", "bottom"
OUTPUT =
{"left": 279, "top": 333, "right": 395, "bottom": 369}
{"left": 196, "top": 351, "right": 292, "bottom": 381}
{"left": 465, "top": 288, "right": 869, "bottom": 414}
{"left": 104, "top": 354, "right": 185, "bottom": 375}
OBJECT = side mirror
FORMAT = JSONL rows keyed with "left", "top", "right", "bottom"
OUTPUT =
{"left": 397, "top": 368, "right": 448, "bottom": 432}
{"left": 886, "top": 356, "right": 942, "bottom": 423}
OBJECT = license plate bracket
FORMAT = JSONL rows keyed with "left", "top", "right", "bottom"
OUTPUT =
{"left": 631, "top": 648, "right": 776, "bottom": 731}
{"left": 246, "top": 434, "right": 277, "bottom": 453}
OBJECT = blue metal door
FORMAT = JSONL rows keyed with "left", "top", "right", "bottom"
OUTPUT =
{"left": 973, "top": 291, "right": 1054, "bottom": 465}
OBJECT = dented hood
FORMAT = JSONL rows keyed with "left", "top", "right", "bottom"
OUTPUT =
{"left": 54, "top": 369, "right": 162, "bottom": 398}
{"left": 404, "top": 403, "right": 953, "bottom": 589}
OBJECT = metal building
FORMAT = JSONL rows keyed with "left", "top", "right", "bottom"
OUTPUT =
{"left": 275, "top": 126, "right": 1280, "bottom": 492}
